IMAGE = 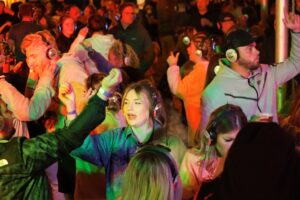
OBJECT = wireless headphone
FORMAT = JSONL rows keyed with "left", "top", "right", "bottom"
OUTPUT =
{"left": 183, "top": 34, "right": 216, "bottom": 59}
{"left": 58, "top": 15, "right": 78, "bottom": 33}
{"left": 121, "top": 41, "right": 130, "bottom": 66}
{"left": 195, "top": 36, "right": 211, "bottom": 58}
{"left": 224, "top": 33, "right": 239, "bottom": 62}
{"left": 205, "top": 105, "right": 241, "bottom": 146}
{"left": 37, "top": 32, "right": 58, "bottom": 60}
{"left": 135, "top": 145, "right": 179, "bottom": 184}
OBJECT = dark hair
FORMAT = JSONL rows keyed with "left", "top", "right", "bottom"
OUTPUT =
{"left": 19, "top": 3, "right": 34, "bottom": 18}
{"left": 119, "top": 2, "right": 136, "bottom": 15}
{"left": 87, "top": 14, "right": 107, "bottom": 35}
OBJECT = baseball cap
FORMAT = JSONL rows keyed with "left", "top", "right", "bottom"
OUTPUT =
{"left": 218, "top": 12, "right": 235, "bottom": 23}
{"left": 224, "top": 29, "right": 255, "bottom": 50}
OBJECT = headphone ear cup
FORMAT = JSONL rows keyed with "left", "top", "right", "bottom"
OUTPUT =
{"left": 46, "top": 48, "right": 58, "bottom": 60}
{"left": 196, "top": 49, "right": 202, "bottom": 57}
{"left": 58, "top": 24, "right": 62, "bottom": 32}
{"left": 124, "top": 56, "right": 130, "bottom": 66}
{"left": 74, "top": 23, "right": 78, "bottom": 32}
{"left": 217, "top": 22, "right": 221, "bottom": 31}
{"left": 153, "top": 104, "right": 161, "bottom": 119}
{"left": 226, "top": 48, "right": 238, "bottom": 62}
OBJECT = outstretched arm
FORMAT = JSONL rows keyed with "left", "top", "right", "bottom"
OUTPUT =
{"left": 22, "top": 69, "right": 123, "bottom": 171}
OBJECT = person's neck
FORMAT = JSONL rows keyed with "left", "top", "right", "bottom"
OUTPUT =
{"left": 121, "top": 21, "right": 130, "bottom": 29}
{"left": 22, "top": 17, "right": 33, "bottom": 22}
{"left": 231, "top": 63, "right": 251, "bottom": 78}
{"left": 198, "top": 8, "right": 208, "bottom": 15}
{"left": 92, "top": 31, "right": 104, "bottom": 36}
{"left": 131, "top": 121, "right": 153, "bottom": 144}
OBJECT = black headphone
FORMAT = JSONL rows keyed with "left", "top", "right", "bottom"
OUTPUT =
{"left": 121, "top": 40, "right": 130, "bottom": 66}
{"left": 37, "top": 32, "right": 58, "bottom": 60}
{"left": 58, "top": 15, "right": 78, "bottom": 33}
{"left": 205, "top": 106, "right": 240, "bottom": 146}
{"left": 135, "top": 145, "right": 179, "bottom": 184}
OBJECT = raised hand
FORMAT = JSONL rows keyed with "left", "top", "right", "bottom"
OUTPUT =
{"left": 58, "top": 82, "right": 76, "bottom": 113}
{"left": 167, "top": 51, "right": 180, "bottom": 66}
{"left": 100, "top": 68, "right": 122, "bottom": 92}
{"left": 283, "top": 11, "right": 300, "bottom": 33}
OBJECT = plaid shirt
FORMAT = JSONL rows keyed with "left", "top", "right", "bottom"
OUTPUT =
{"left": 0, "top": 96, "right": 107, "bottom": 200}
{"left": 71, "top": 126, "right": 140, "bottom": 200}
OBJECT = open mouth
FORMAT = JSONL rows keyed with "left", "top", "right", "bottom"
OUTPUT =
{"left": 127, "top": 113, "right": 136, "bottom": 120}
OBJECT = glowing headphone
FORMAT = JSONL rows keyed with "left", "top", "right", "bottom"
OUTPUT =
{"left": 37, "top": 32, "right": 58, "bottom": 60}
{"left": 121, "top": 41, "right": 130, "bottom": 66}
{"left": 182, "top": 34, "right": 216, "bottom": 59}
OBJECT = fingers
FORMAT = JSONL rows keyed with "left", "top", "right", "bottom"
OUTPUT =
{"left": 59, "top": 82, "right": 72, "bottom": 95}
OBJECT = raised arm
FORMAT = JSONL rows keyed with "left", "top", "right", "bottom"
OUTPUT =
{"left": 22, "top": 68, "right": 123, "bottom": 171}
{"left": 0, "top": 63, "right": 55, "bottom": 121}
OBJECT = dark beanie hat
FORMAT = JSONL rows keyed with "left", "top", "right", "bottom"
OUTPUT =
{"left": 224, "top": 29, "right": 254, "bottom": 51}
{"left": 218, "top": 122, "right": 300, "bottom": 200}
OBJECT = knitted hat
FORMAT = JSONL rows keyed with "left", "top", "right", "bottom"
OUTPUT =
{"left": 218, "top": 122, "right": 300, "bottom": 200}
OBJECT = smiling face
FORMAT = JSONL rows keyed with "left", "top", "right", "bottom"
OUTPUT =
{"left": 122, "top": 89, "right": 152, "bottom": 128}
{"left": 215, "top": 129, "right": 239, "bottom": 157}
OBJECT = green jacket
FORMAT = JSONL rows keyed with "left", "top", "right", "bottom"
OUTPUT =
{"left": 0, "top": 95, "right": 107, "bottom": 200}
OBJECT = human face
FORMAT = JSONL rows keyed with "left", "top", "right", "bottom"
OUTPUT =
{"left": 122, "top": 89, "right": 151, "bottom": 128}
{"left": 220, "top": 19, "right": 235, "bottom": 34}
{"left": 121, "top": 6, "right": 136, "bottom": 26}
{"left": 237, "top": 43, "right": 260, "bottom": 70}
{"left": 26, "top": 45, "right": 50, "bottom": 74}
{"left": 215, "top": 129, "right": 239, "bottom": 157}
{"left": 108, "top": 51, "right": 123, "bottom": 68}
{"left": 62, "top": 17, "right": 75, "bottom": 37}
{"left": 187, "top": 41, "right": 200, "bottom": 63}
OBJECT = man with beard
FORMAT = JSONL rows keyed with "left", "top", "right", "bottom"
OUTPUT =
{"left": 200, "top": 11, "right": 300, "bottom": 131}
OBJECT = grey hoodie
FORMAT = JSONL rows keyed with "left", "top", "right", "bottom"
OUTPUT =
{"left": 200, "top": 32, "right": 300, "bottom": 131}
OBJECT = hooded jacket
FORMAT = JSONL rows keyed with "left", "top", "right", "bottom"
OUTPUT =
{"left": 201, "top": 32, "right": 300, "bottom": 131}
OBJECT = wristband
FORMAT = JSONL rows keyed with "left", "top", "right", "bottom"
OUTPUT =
{"left": 99, "top": 87, "right": 112, "bottom": 98}
{"left": 67, "top": 110, "right": 77, "bottom": 115}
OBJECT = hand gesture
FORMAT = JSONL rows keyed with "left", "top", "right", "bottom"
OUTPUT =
{"left": 283, "top": 11, "right": 300, "bottom": 32}
{"left": 167, "top": 51, "right": 179, "bottom": 66}
{"left": 59, "top": 82, "right": 76, "bottom": 112}
{"left": 40, "top": 60, "right": 56, "bottom": 79}
{"left": 101, "top": 68, "right": 122, "bottom": 92}
{"left": 82, "top": 87, "right": 95, "bottom": 103}
{"left": 79, "top": 26, "right": 89, "bottom": 38}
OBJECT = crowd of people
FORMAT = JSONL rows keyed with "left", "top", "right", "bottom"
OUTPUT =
{"left": 1, "top": 0, "right": 300, "bottom": 200}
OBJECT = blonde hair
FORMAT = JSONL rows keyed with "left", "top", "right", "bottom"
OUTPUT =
{"left": 109, "top": 40, "right": 140, "bottom": 68}
{"left": 120, "top": 146, "right": 181, "bottom": 200}
{"left": 21, "top": 30, "right": 58, "bottom": 54}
